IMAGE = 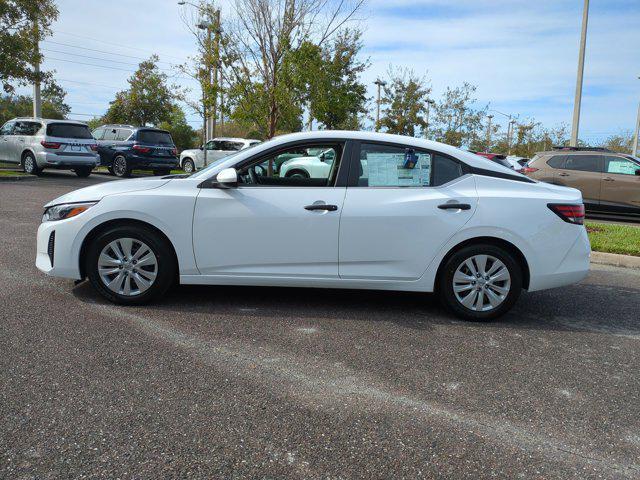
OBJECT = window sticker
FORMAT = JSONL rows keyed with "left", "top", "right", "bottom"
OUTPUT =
{"left": 366, "top": 152, "right": 431, "bottom": 186}
{"left": 608, "top": 160, "right": 638, "bottom": 175}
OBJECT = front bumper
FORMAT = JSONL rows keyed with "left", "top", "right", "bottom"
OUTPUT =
{"left": 36, "top": 218, "right": 83, "bottom": 279}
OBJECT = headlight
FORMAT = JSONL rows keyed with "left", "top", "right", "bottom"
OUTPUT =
{"left": 42, "top": 202, "right": 98, "bottom": 222}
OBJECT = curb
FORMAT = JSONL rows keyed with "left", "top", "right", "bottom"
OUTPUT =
{"left": 0, "top": 175, "right": 36, "bottom": 182}
{"left": 591, "top": 251, "right": 640, "bottom": 269}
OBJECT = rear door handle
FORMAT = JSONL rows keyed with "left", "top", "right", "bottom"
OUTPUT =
{"left": 438, "top": 203, "right": 471, "bottom": 210}
{"left": 558, "top": 172, "right": 570, "bottom": 177}
{"left": 603, "top": 177, "right": 614, "bottom": 182}
{"left": 304, "top": 204, "right": 338, "bottom": 211}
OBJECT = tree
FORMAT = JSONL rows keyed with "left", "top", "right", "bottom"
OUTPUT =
{"left": 378, "top": 67, "right": 431, "bottom": 137}
{"left": 156, "top": 105, "right": 197, "bottom": 152}
{"left": 223, "top": 0, "right": 365, "bottom": 139}
{"left": 599, "top": 132, "right": 634, "bottom": 154}
{"left": 103, "top": 55, "right": 176, "bottom": 127}
{"left": 0, "top": 0, "right": 58, "bottom": 94}
{"left": 286, "top": 30, "right": 369, "bottom": 130}
{"left": 0, "top": 81, "right": 70, "bottom": 124}
{"left": 431, "top": 82, "right": 486, "bottom": 148}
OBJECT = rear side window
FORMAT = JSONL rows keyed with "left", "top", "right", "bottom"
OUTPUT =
{"left": 547, "top": 155, "right": 566, "bottom": 169}
{"left": 223, "top": 141, "right": 244, "bottom": 151}
{"left": 564, "top": 155, "right": 601, "bottom": 173}
{"left": 92, "top": 128, "right": 105, "bottom": 140}
{"left": 46, "top": 123, "right": 92, "bottom": 139}
{"left": 14, "top": 121, "right": 41, "bottom": 135}
{"left": 116, "top": 128, "right": 132, "bottom": 141}
{"left": 432, "top": 155, "right": 463, "bottom": 186}
{"left": 137, "top": 130, "right": 173, "bottom": 145}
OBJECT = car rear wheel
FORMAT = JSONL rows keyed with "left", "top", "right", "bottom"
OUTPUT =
{"left": 74, "top": 167, "right": 92, "bottom": 177}
{"left": 112, "top": 155, "right": 130, "bottom": 178}
{"left": 438, "top": 244, "right": 522, "bottom": 321}
{"left": 182, "top": 158, "right": 195, "bottom": 174}
{"left": 22, "top": 152, "right": 41, "bottom": 175}
{"left": 85, "top": 225, "right": 176, "bottom": 305}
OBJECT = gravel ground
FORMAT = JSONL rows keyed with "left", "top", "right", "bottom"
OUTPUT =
{"left": 2, "top": 171, "right": 640, "bottom": 479}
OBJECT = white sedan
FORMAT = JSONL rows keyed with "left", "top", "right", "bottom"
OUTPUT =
{"left": 36, "top": 131, "right": 590, "bottom": 320}
{"left": 179, "top": 137, "right": 260, "bottom": 173}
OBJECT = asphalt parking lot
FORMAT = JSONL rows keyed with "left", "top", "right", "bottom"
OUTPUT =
{"left": 1, "top": 172, "right": 640, "bottom": 479}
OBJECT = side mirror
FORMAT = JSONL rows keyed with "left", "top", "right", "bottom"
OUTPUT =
{"left": 199, "top": 144, "right": 204, "bottom": 151}
{"left": 216, "top": 168, "right": 238, "bottom": 188}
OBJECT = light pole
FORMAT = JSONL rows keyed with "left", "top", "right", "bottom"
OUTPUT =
{"left": 508, "top": 119, "right": 517, "bottom": 155}
{"left": 31, "top": 19, "right": 41, "bottom": 117}
{"left": 633, "top": 76, "right": 640, "bottom": 157}
{"left": 570, "top": 0, "right": 589, "bottom": 147}
{"left": 489, "top": 109, "right": 516, "bottom": 154}
{"left": 424, "top": 99, "right": 435, "bottom": 138}
{"left": 179, "top": 0, "right": 220, "bottom": 167}
{"left": 374, "top": 79, "right": 386, "bottom": 132}
{"left": 486, "top": 114, "right": 494, "bottom": 149}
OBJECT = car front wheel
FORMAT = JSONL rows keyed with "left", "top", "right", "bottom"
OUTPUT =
{"left": 438, "top": 244, "right": 522, "bottom": 321}
{"left": 85, "top": 225, "right": 176, "bottom": 305}
{"left": 182, "top": 158, "right": 195, "bottom": 173}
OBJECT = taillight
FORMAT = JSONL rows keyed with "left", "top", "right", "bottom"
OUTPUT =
{"left": 548, "top": 204, "right": 585, "bottom": 225}
{"left": 133, "top": 144, "right": 151, "bottom": 153}
{"left": 40, "top": 141, "right": 61, "bottom": 149}
{"left": 521, "top": 166, "right": 538, "bottom": 174}
{"left": 89, "top": 144, "right": 98, "bottom": 151}
{"left": 171, "top": 148, "right": 177, "bottom": 156}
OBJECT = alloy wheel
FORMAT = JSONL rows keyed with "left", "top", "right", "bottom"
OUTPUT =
{"left": 183, "top": 160, "right": 194, "bottom": 173}
{"left": 24, "top": 156, "right": 34, "bottom": 173}
{"left": 113, "top": 157, "right": 127, "bottom": 177}
{"left": 98, "top": 238, "right": 158, "bottom": 296}
{"left": 452, "top": 254, "right": 511, "bottom": 312}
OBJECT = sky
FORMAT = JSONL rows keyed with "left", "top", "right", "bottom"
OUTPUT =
{"left": 32, "top": 0, "right": 640, "bottom": 142}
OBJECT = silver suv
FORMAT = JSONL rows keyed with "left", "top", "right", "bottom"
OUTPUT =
{"left": 0, "top": 118, "right": 99, "bottom": 177}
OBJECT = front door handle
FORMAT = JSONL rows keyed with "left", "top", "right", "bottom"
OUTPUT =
{"left": 603, "top": 177, "right": 614, "bottom": 182}
{"left": 558, "top": 172, "right": 570, "bottom": 177}
{"left": 438, "top": 203, "right": 471, "bottom": 210}
{"left": 304, "top": 204, "right": 338, "bottom": 212}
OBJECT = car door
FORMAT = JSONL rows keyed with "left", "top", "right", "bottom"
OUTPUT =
{"left": 339, "top": 142, "right": 478, "bottom": 281}
{"left": 12, "top": 121, "right": 40, "bottom": 160}
{"left": 555, "top": 154, "right": 603, "bottom": 206}
{"left": 96, "top": 127, "right": 118, "bottom": 164}
{"left": 0, "top": 121, "right": 16, "bottom": 162}
{"left": 192, "top": 141, "right": 349, "bottom": 277}
{"left": 600, "top": 155, "right": 640, "bottom": 212}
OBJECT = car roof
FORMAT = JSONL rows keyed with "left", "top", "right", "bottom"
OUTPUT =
{"left": 213, "top": 137, "right": 259, "bottom": 143}
{"left": 10, "top": 117, "right": 88, "bottom": 126}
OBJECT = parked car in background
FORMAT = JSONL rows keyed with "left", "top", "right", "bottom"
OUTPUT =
{"left": 179, "top": 137, "right": 260, "bottom": 173}
{"left": 506, "top": 156, "right": 530, "bottom": 172}
{"left": 524, "top": 147, "right": 640, "bottom": 216}
{"left": 278, "top": 147, "right": 336, "bottom": 178}
{"left": 92, "top": 125, "right": 178, "bottom": 178}
{"left": 0, "top": 118, "right": 98, "bottom": 177}
{"left": 470, "top": 151, "right": 514, "bottom": 170}
{"left": 36, "top": 130, "right": 590, "bottom": 321}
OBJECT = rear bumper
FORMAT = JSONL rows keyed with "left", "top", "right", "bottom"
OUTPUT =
{"left": 127, "top": 154, "right": 178, "bottom": 170}
{"left": 528, "top": 227, "right": 591, "bottom": 291}
{"left": 38, "top": 151, "right": 98, "bottom": 168}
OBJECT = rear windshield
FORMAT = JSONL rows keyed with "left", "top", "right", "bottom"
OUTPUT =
{"left": 137, "top": 130, "right": 174, "bottom": 145}
{"left": 46, "top": 123, "right": 93, "bottom": 139}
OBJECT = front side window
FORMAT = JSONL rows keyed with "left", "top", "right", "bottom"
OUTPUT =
{"left": 604, "top": 156, "right": 639, "bottom": 175}
{"left": 46, "top": 123, "right": 93, "bottom": 139}
{"left": 355, "top": 143, "right": 432, "bottom": 187}
{"left": 0, "top": 121, "right": 15, "bottom": 135}
{"left": 222, "top": 141, "right": 243, "bottom": 151}
{"left": 102, "top": 128, "right": 118, "bottom": 141}
{"left": 564, "top": 155, "right": 601, "bottom": 173}
{"left": 237, "top": 143, "right": 343, "bottom": 187}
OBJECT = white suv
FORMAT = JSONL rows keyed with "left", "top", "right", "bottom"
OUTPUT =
{"left": 179, "top": 137, "right": 260, "bottom": 173}
{"left": 0, "top": 118, "right": 99, "bottom": 177}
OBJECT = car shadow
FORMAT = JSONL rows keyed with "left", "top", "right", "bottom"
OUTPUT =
{"left": 71, "top": 278, "right": 640, "bottom": 336}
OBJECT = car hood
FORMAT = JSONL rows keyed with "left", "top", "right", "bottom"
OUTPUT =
{"left": 181, "top": 149, "right": 200, "bottom": 157}
{"left": 44, "top": 177, "right": 172, "bottom": 207}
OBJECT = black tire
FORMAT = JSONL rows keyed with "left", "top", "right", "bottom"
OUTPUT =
{"left": 85, "top": 224, "right": 177, "bottom": 305}
{"left": 285, "top": 169, "right": 309, "bottom": 179}
{"left": 107, "top": 166, "right": 115, "bottom": 175}
{"left": 153, "top": 169, "right": 171, "bottom": 176}
{"left": 74, "top": 167, "right": 92, "bottom": 178}
{"left": 22, "top": 152, "right": 41, "bottom": 175}
{"left": 182, "top": 158, "right": 195, "bottom": 174}
{"left": 437, "top": 244, "right": 522, "bottom": 321}
{"left": 112, "top": 155, "right": 130, "bottom": 178}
